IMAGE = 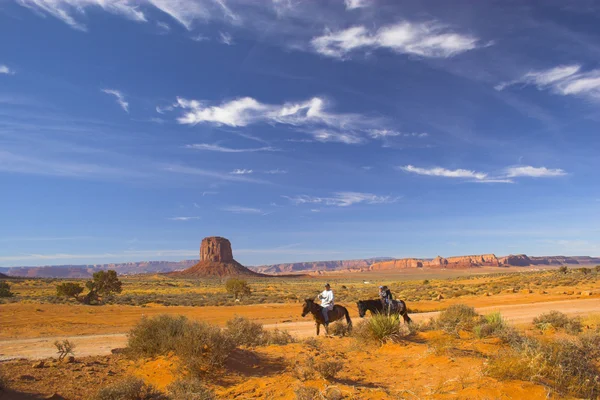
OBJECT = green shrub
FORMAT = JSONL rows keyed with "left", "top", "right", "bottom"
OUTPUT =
{"left": 93, "top": 377, "right": 166, "bottom": 400}
{"left": 225, "top": 278, "right": 251, "bottom": 300}
{"left": 474, "top": 312, "right": 509, "bottom": 339}
{"left": 127, "top": 315, "right": 187, "bottom": 357}
{"left": 434, "top": 304, "right": 480, "bottom": 336}
{"left": 167, "top": 378, "right": 215, "bottom": 400}
{"left": 533, "top": 310, "right": 582, "bottom": 334}
{"left": 225, "top": 316, "right": 294, "bottom": 347}
{"left": 353, "top": 314, "right": 415, "bottom": 343}
{"left": 56, "top": 282, "right": 84, "bottom": 299}
{"left": 0, "top": 281, "right": 13, "bottom": 298}
{"left": 175, "top": 321, "right": 235, "bottom": 376}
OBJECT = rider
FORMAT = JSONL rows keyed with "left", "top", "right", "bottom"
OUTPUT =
{"left": 318, "top": 283, "right": 334, "bottom": 327}
{"left": 379, "top": 285, "right": 393, "bottom": 314}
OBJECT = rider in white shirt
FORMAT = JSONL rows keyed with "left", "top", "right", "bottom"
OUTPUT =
{"left": 318, "top": 283, "right": 334, "bottom": 326}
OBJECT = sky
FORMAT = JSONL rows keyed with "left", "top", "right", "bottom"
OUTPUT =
{"left": 1, "top": 0, "right": 600, "bottom": 267}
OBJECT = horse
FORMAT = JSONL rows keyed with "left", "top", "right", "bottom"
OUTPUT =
{"left": 356, "top": 299, "right": 412, "bottom": 324}
{"left": 301, "top": 299, "right": 352, "bottom": 336}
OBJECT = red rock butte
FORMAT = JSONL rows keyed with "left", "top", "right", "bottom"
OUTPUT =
{"left": 169, "top": 236, "right": 263, "bottom": 278}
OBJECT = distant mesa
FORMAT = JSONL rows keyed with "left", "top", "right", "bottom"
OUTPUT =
{"left": 169, "top": 236, "right": 264, "bottom": 278}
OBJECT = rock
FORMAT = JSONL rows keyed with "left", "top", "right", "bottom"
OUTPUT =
{"left": 32, "top": 361, "right": 45, "bottom": 368}
{"left": 45, "top": 394, "right": 66, "bottom": 400}
{"left": 505, "top": 288, "right": 516, "bottom": 293}
{"left": 499, "top": 254, "right": 531, "bottom": 266}
{"left": 19, "top": 375, "right": 36, "bottom": 381}
{"left": 539, "top": 290, "right": 547, "bottom": 294}
{"left": 582, "top": 291, "right": 593, "bottom": 296}
{"left": 64, "top": 356, "right": 75, "bottom": 364}
{"left": 521, "top": 289, "right": 533, "bottom": 294}
{"left": 168, "top": 236, "right": 263, "bottom": 278}
{"left": 436, "top": 294, "right": 444, "bottom": 300}
{"left": 485, "top": 292, "right": 492, "bottom": 296}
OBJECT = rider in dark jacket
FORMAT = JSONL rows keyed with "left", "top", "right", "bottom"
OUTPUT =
{"left": 379, "top": 285, "right": 393, "bottom": 314}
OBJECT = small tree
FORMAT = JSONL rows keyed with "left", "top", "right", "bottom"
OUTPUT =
{"left": 82, "top": 270, "right": 122, "bottom": 305}
{"left": 225, "top": 278, "right": 251, "bottom": 300}
{"left": 0, "top": 281, "right": 13, "bottom": 298}
{"left": 56, "top": 282, "right": 84, "bottom": 300}
{"left": 558, "top": 266, "right": 568, "bottom": 274}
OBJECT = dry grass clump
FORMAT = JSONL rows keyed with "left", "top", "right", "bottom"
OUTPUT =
{"left": 433, "top": 304, "right": 480, "bottom": 336}
{"left": 126, "top": 315, "right": 235, "bottom": 376}
{"left": 92, "top": 376, "right": 166, "bottom": 400}
{"left": 353, "top": 314, "right": 416, "bottom": 344}
{"left": 167, "top": 378, "right": 216, "bottom": 400}
{"left": 327, "top": 321, "right": 352, "bottom": 337}
{"left": 225, "top": 316, "right": 294, "bottom": 347}
{"left": 314, "top": 359, "right": 344, "bottom": 381}
{"left": 473, "top": 312, "right": 515, "bottom": 339}
{"left": 294, "top": 385, "right": 321, "bottom": 400}
{"left": 533, "top": 310, "right": 582, "bottom": 334}
{"left": 485, "top": 332, "right": 600, "bottom": 398}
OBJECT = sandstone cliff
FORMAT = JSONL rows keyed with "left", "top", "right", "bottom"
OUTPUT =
{"left": 371, "top": 254, "right": 500, "bottom": 270}
{"left": 169, "top": 236, "right": 263, "bottom": 278}
{"left": 252, "top": 257, "right": 392, "bottom": 274}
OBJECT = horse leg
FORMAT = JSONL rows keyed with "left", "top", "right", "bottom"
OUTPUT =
{"left": 316, "top": 322, "right": 320, "bottom": 336}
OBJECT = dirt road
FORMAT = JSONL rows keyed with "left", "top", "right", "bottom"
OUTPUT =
{"left": 1, "top": 298, "right": 597, "bottom": 361}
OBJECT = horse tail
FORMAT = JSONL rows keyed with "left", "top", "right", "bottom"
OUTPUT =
{"left": 345, "top": 307, "right": 353, "bottom": 331}
{"left": 401, "top": 300, "right": 413, "bottom": 324}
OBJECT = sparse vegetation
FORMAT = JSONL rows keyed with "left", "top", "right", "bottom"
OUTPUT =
{"left": 533, "top": 310, "right": 582, "bottom": 334}
{"left": 0, "top": 281, "right": 13, "bottom": 298}
{"left": 82, "top": 270, "right": 123, "bottom": 305}
{"left": 294, "top": 385, "right": 321, "bottom": 400}
{"left": 93, "top": 376, "right": 166, "bottom": 400}
{"left": 225, "top": 278, "right": 251, "bottom": 300}
{"left": 433, "top": 304, "right": 480, "bottom": 336}
{"left": 167, "top": 378, "right": 216, "bottom": 400}
{"left": 225, "top": 316, "right": 294, "bottom": 346}
{"left": 314, "top": 359, "right": 344, "bottom": 380}
{"left": 354, "top": 314, "right": 415, "bottom": 343}
{"left": 474, "top": 312, "right": 509, "bottom": 338}
{"left": 328, "top": 320, "right": 352, "bottom": 337}
{"left": 56, "top": 282, "right": 84, "bottom": 300}
{"left": 558, "top": 266, "right": 569, "bottom": 274}
{"left": 127, "top": 315, "right": 187, "bottom": 357}
{"left": 54, "top": 339, "right": 75, "bottom": 361}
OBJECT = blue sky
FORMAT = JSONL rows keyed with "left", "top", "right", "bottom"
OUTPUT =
{"left": 1, "top": 0, "right": 600, "bottom": 267}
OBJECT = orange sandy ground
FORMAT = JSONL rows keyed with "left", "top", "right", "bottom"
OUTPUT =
{"left": 2, "top": 289, "right": 598, "bottom": 339}
{"left": 127, "top": 332, "right": 559, "bottom": 400}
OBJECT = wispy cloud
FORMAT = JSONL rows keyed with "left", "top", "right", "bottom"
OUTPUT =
{"left": 168, "top": 216, "right": 201, "bottom": 221}
{"left": 163, "top": 164, "right": 268, "bottom": 184}
{"left": 344, "top": 0, "right": 368, "bottom": 10}
{"left": 230, "top": 168, "right": 253, "bottom": 175}
{"left": 284, "top": 192, "right": 399, "bottom": 207}
{"left": 400, "top": 164, "right": 568, "bottom": 182}
{"left": 221, "top": 206, "right": 265, "bottom": 214}
{"left": 367, "top": 129, "right": 428, "bottom": 139}
{"left": 309, "top": 129, "right": 365, "bottom": 144}
{"left": 504, "top": 166, "right": 567, "bottom": 178}
{"left": 0, "top": 65, "right": 14, "bottom": 75}
{"left": 0, "top": 249, "right": 199, "bottom": 263}
{"left": 496, "top": 64, "right": 600, "bottom": 101}
{"left": 202, "top": 191, "right": 218, "bottom": 196}
{"left": 219, "top": 31, "right": 233, "bottom": 45}
{"left": 101, "top": 89, "right": 129, "bottom": 112}
{"left": 265, "top": 169, "right": 288, "bottom": 174}
{"left": 185, "top": 143, "right": 279, "bottom": 153}
{"left": 312, "top": 21, "right": 482, "bottom": 59}
{"left": 399, "top": 165, "right": 488, "bottom": 180}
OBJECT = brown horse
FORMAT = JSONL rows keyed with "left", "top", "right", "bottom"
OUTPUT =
{"left": 301, "top": 299, "right": 352, "bottom": 336}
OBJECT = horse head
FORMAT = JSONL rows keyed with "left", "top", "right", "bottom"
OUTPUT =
{"left": 356, "top": 300, "right": 366, "bottom": 318}
{"left": 301, "top": 298, "right": 314, "bottom": 317}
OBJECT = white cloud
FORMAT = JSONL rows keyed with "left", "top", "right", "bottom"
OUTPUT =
{"left": 101, "top": 89, "right": 129, "bottom": 112}
{"left": 399, "top": 165, "right": 488, "bottom": 180}
{"left": 496, "top": 64, "right": 600, "bottom": 101}
{"left": 344, "top": 0, "right": 368, "bottom": 10}
{"left": 156, "top": 21, "right": 171, "bottom": 32}
{"left": 284, "top": 192, "right": 399, "bottom": 207}
{"left": 0, "top": 249, "right": 199, "bottom": 263}
{"left": 368, "top": 129, "right": 428, "bottom": 139}
{"left": 0, "top": 65, "right": 14, "bottom": 75}
{"left": 312, "top": 21, "right": 481, "bottom": 59}
{"left": 168, "top": 216, "right": 201, "bottom": 221}
{"left": 219, "top": 31, "right": 233, "bottom": 45}
{"left": 230, "top": 168, "right": 253, "bottom": 175}
{"left": 265, "top": 169, "right": 287, "bottom": 174}
{"left": 310, "top": 129, "right": 364, "bottom": 144}
{"left": 163, "top": 164, "right": 268, "bottom": 184}
{"left": 221, "top": 205, "right": 264, "bottom": 214}
{"left": 185, "top": 143, "right": 278, "bottom": 152}
{"left": 504, "top": 166, "right": 567, "bottom": 178}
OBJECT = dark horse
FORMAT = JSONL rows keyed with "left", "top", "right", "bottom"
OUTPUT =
{"left": 301, "top": 299, "right": 352, "bottom": 336}
{"left": 356, "top": 299, "right": 412, "bottom": 324}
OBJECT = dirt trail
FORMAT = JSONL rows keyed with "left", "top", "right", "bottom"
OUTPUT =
{"left": 1, "top": 298, "right": 597, "bottom": 361}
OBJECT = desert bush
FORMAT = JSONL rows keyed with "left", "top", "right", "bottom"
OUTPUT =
{"left": 353, "top": 314, "right": 414, "bottom": 343}
{"left": 167, "top": 378, "right": 215, "bottom": 400}
{"left": 474, "top": 312, "right": 509, "bottom": 339}
{"left": 54, "top": 339, "right": 75, "bottom": 361}
{"left": 175, "top": 321, "right": 235, "bottom": 376}
{"left": 56, "top": 282, "right": 84, "bottom": 299}
{"left": 314, "top": 359, "right": 344, "bottom": 380}
{"left": 533, "top": 310, "right": 582, "bottom": 334}
{"left": 225, "top": 278, "right": 251, "bottom": 300}
{"left": 328, "top": 320, "right": 352, "bottom": 337}
{"left": 294, "top": 385, "right": 321, "bottom": 400}
{"left": 82, "top": 270, "right": 123, "bottom": 305}
{"left": 93, "top": 376, "right": 166, "bottom": 400}
{"left": 434, "top": 304, "right": 480, "bottom": 336}
{"left": 578, "top": 267, "right": 591, "bottom": 275}
{"left": 225, "top": 316, "right": 294, "bottom": 347}
{"left": 0, "top": 281, "right": 13, "bottom": 298}
{"left": 291, "top": 355, "right": 316, "bottom": 381}
{"left": 127, "top": 315, "right": 187, "bottom": 357}
{"left": 595, "top": 265, "right": 600, "bottom": 273}
{"left": 485, "top": 335, "right": 600, "bottom": 398}
{"left": 558, "top": 266, "right": 569, "bottom": 274}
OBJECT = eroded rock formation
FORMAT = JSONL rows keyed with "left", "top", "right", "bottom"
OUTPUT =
{"left": 371, "top": 254, "right": 500, "bottom": 270}
{"left": 201, "top": 237, "right": 234, "bottom": 263}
